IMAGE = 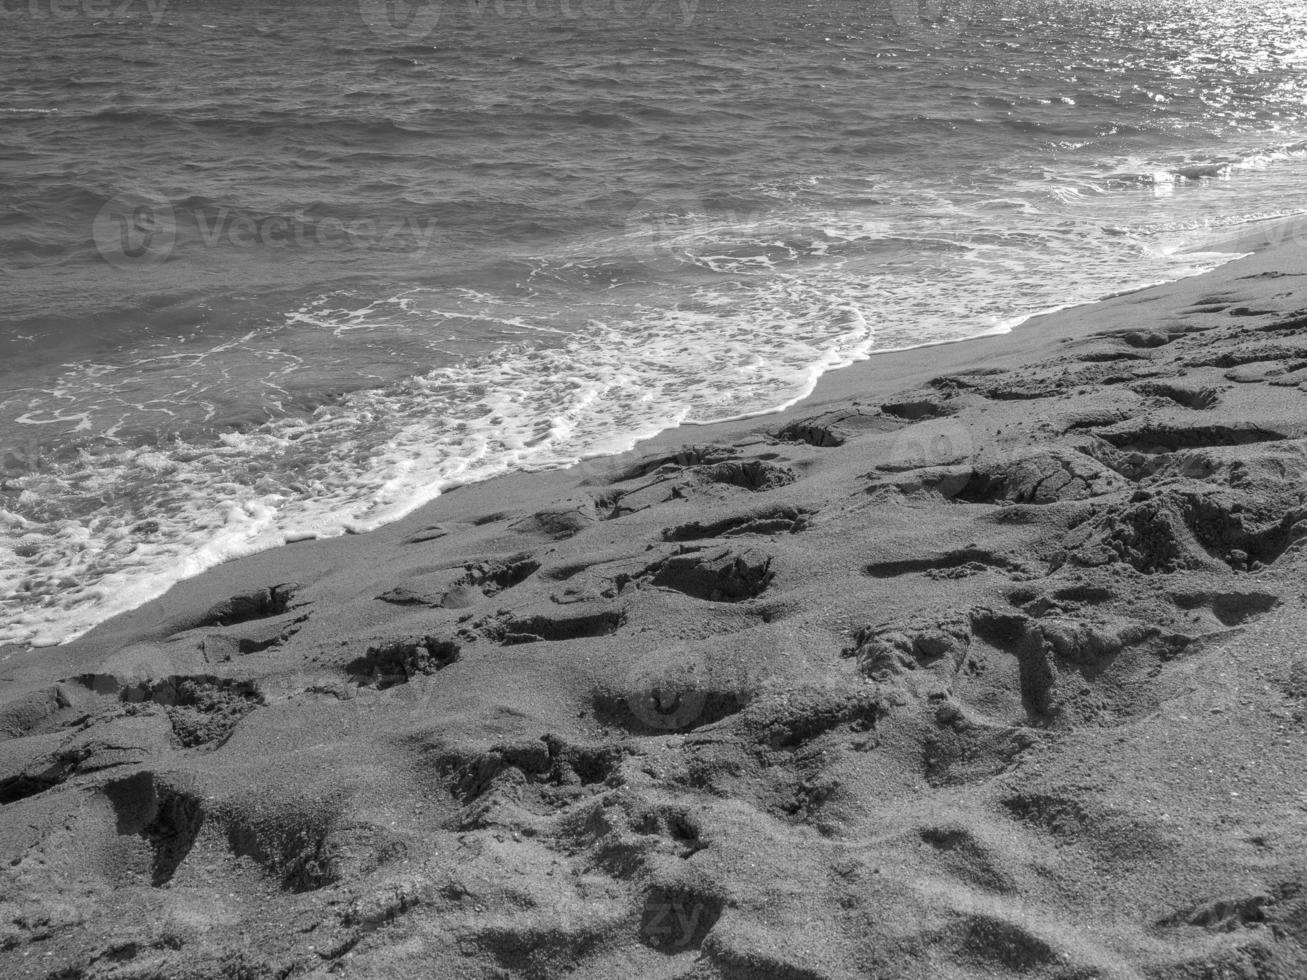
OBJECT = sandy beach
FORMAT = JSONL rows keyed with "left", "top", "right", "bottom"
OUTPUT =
{"left": 3, "top": 227, "right": 1307, "bottom": 979}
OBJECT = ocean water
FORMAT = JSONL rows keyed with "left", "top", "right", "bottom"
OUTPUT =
{"left": 4, "top": 0, "right": 1307, "bottom": 647}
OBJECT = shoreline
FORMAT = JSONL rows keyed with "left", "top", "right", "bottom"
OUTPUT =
{"left": 4, "top": 215, "right": 1303, "bottom": 674}
{"left": 3, "top": 222, "right": 1272, "bottom": 654}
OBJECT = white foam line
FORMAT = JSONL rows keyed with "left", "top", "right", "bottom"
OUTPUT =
{"left": 681, "top": 244, "right": 1255, "bottom": 428}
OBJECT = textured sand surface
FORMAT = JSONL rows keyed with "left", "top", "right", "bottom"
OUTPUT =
{"left": 3, "top": 233, "right": 1307, "bottom": 979}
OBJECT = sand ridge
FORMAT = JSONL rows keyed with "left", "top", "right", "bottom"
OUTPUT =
{"left": 3, "top": 240, "right": 1307, "bottom": 978}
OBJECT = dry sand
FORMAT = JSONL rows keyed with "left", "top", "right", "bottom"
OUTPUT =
{"left": 3, "top": 228, "right": 1307, "bottom": 979}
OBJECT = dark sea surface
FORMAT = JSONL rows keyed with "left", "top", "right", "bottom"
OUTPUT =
{"left": 4, "top": 0, "right": 1307, "bottom": 645}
